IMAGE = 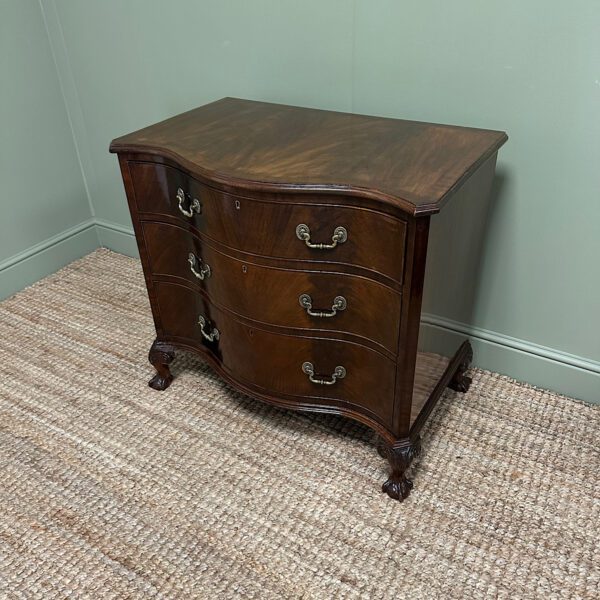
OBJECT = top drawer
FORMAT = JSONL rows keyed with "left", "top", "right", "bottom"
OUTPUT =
{"left": 129, "top": 161, "right": 406, "bottom": 283}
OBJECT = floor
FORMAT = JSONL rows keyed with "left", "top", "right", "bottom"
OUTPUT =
{"left": 0, "top": 249, "right": 598, "bottom": 599}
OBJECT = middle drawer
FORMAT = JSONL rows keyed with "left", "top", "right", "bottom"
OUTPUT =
{"left": 143, "top": 221, "right": 401, "bottom": 355}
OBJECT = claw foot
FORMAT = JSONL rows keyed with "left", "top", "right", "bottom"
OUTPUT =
{"left": 148, "top": 339, "right": 175, "bottom": 391}
{"left": 448, "top": 341, "right": 473, "bottom": 393}
{"left": 449, "top": 374, "right": 472, "bottom": 393}
{"left": 382, "top": 474, "right": 413, "bottom": 501}
{"left": 149, "top": 372, "right": 173, "bottom": 391}
{"left": 380, "top": 438, "right": 421, "bottom": 502}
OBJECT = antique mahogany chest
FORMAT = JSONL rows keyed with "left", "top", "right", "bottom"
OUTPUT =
{"left": 110, "top": 98, "right": 507, "bottom": 501}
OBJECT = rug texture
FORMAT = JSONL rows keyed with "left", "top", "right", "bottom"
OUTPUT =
{"left": 0, "top": 249, "right": 598, "bottom": 599}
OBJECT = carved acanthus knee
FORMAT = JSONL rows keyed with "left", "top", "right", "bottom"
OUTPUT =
{"left": 380, "top": 437, "right": 421, "bottom": 501}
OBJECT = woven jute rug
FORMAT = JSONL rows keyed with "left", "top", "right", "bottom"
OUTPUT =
{"left": 0, "top": 249, "right": 598, "bottom": 599}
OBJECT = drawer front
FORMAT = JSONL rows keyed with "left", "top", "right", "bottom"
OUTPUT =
{"left": 129, "top": 161, "right": 406, "bottom": 283}
{"left": 154, "top": 281, "right": 395, "bottom": 425}
{"left": 143, "top": 221, "right": 401, "bottom": 354}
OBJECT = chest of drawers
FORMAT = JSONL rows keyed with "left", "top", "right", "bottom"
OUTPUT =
{"left": 110, "top": 98, "right": 507, "bottom": 502}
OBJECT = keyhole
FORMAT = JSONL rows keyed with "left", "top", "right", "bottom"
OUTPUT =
{"left": 242, "top": 265, "right": 247, "bottom": 274}
{"left": 235, "top": 200, "right": 241, "bottom": 210}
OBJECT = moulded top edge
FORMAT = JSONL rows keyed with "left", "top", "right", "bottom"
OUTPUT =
{"left": 110, "top": 97, "right": 508, "bottom": 217}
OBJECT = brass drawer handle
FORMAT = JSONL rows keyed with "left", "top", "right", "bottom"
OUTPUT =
{"left": 198, "top": 315, "right": 220, "bottom": 342}
{"left": 299, "top": 294, "right": 346, "bottom": 318}
{"left": 296, "top": 224, "right": 347, "bottom": 249}
{"left": 188, "top": 253, "right": 211, "bottom": 280}
{"left": 302, "top": 362, "right": 346, "bottom": 386}
{"left": 177, "top": 187, "right": 201, "bottom": 217}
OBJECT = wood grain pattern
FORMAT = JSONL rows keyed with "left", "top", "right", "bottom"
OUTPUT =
{"left": 154, "top": 281, "right": 396, "bottom": 426}
{"left": 111, "top": 99, "right": 506, "bottom": 500}
{"left": 143, "top": 221, "right": 402, "bottom": 355}
{"left": 130, "top": 160, "right": 407, "bottom": 283}
{"left": 110, "top": 98, "right": 507, "bottom": 216}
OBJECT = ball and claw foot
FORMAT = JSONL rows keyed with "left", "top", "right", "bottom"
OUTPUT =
{"left": 449, "top": 371, "right": 472, "bottom": 393}
{"left": 382, "top": 474, "right": 413, "bottom": 501}
{"left": 148, "top": 339, "right": 175, "bottom": 391}
{"left": 379, "top": 438, "right": 421, "bottom": 502}
{"left": 448, "top": 341, "right": 473, "bottom": 393}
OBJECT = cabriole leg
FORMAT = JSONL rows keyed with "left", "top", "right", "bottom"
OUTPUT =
{"left": 380, "top": 438, "right": 422, "bottom": 502}
{"left": 148, "top": 339, "right": 175, "bottom": 390}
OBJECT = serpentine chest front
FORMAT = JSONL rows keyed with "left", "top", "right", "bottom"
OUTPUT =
{"left": 110, "top": 98, "right": 507, "bottom": 501}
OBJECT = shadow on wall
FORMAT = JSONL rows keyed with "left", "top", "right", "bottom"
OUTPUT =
{"left": 419, "top": 157, "right": 508, "bottom": 354}
{"left": 471, "top": 167, "right": 510, "bottom": 324}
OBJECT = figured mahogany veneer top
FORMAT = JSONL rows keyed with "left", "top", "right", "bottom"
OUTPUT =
{"left": 110, "top": 97, "right": 507, "bottom": 215}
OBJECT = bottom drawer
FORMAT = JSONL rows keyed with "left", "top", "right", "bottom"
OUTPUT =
{"left": 154, "top": 281, "right": 396, "bottom": 426}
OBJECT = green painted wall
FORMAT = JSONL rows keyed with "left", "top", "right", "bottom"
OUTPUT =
{"left": 8, "top": 1, "right": 600, "bottom": 401}
{"left": 0, "top": 0, "right": 97, "bottom": 299}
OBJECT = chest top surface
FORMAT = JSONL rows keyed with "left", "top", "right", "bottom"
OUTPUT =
{"left": 110, "top": 97, "right": 507, "bottom": 216}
